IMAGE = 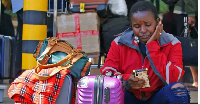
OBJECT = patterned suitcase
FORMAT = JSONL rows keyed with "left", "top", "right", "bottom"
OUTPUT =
{"left": 69, "top": 0, "right": 108, "bottom": 18}
{"left": 77, "top": 75, "right": 125, "bottom": 104}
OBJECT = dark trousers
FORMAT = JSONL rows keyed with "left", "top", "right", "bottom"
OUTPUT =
{"left": 124, "top": 82, "right": 190, "bottom": 104}
{"left": 14, "top": 8, "right": 23, "bottom": 78}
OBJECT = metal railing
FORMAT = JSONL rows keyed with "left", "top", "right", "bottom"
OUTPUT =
{"left": 47, "top": 0, "right": 68, "bottom": 15}
{"left": 47, "top": 0, "right": 70, "bottom": 37}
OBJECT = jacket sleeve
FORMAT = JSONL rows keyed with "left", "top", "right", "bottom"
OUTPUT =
{"left": 146, "top": 39, "right": 184, "bottom": 84}
{"left": 100, "top": 39, "right": 131, "bottom": 81}
{"left": 184, "top": 0, "right": 197, "bottom": 17}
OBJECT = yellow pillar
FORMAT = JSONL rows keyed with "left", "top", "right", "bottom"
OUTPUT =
{"left": 22, "top": 0, "right": 47, "bottom": 70}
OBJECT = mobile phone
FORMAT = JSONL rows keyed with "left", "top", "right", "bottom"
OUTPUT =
{"left": 132, "top": 68, "right": 151, "bottom": 88}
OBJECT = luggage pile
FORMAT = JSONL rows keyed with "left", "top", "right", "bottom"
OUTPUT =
{"left": 48, "top": 0, "right": 132, "bottom": 56}
{"left": 7, "top": 0, "right": 137, "bottom": 103}
{"left": 8, "top": 37, "right": 91, "bottom": 104}
{"left": 48, "top": 0, "right": 109, "bottom": 55}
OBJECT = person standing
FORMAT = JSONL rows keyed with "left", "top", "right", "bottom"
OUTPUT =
{"left": 10, "top": 0, "right": 23, "bottom": 81}
{"left": 173, "top": 0, "right": 198, "bottom": 88}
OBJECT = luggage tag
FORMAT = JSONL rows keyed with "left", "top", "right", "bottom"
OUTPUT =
{"left": 132, "top": 68, "right": 151, "bottom": 88}
{"left": 80, "top": 3, "right": 85, "bottom": 12}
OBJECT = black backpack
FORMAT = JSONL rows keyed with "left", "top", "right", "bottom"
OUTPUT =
{"left": 100, "top": 15, "right": 131, "bottom": 55}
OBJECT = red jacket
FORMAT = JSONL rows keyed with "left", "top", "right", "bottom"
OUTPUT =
{"left": 100, "top": 28, "right": 184, "bottom": 101}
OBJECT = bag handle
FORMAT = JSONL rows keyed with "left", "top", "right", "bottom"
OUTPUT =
{"left": 35, "top": 52, "right": 74, "bottom": 73}
{"left": 34, "top": 52, "right": 84, "bottom": 80}
{"left": 35, "top": 53, "right": 90, "bottom": 80}
{"left": 34, "top": 65, "right": 72, "bottom": 80}
{"left": 37, "top": 37, "right": 83, "bottom": 65}
{"left": 38, "top": 44, "right": 81, "bottom": 65}
{"left": 35, "top": 51, "right": 83, "bottom": 73}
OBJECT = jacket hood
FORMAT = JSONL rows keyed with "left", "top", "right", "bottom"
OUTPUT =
{"left": 117, "top": 28, "right": 179, "bottom": 47}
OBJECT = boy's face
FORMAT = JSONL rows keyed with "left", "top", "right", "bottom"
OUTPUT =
{"left": 131, "top": 11, "right": 158, "bottom": 44}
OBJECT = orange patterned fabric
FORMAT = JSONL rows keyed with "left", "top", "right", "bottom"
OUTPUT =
{"left": 8, "top": 67, "right": 70, "bottom": 104}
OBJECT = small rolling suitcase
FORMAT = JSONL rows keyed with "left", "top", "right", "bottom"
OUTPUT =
{"left": 77, "top": 75, "right": 125, "bottom": 104}
{"left": 69, "top": 0, "right": 108, "bottom": 18}
{"left": 55, "top": 74, "right": 73, "bottom": 104}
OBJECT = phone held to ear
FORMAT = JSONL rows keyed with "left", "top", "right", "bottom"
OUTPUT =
{"left": 132, "top": 68, "right": 151, "bottom": 88}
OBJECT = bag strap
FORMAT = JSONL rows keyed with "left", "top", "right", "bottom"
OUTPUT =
{"left": 35, "top": 53, "right": 90, "bottom": 80}
{"left": 35, "top": 51, "right": 83, "bottom": 73}
{"left": 81, "top": 61, "right": 91, "bottom": 77}
{"left": 39, "top": 37, "right": 60, "bottom": 56}
{"left": 35, "top": 53, "right": 73, "bottom": 73}
{"left": 34, "top": 65, "right": 72, "bottom": 80}
{"left": 35, "top": 52, "right": 85, "bottom": 80}
{"left": 38, "top": 37, "right": 83, "bottom": 65}
{"left": 38, "top": 44, "right": 81, "bottom": 65}
{"left": 33, "top": 41, "right": 43, "bottom": 58}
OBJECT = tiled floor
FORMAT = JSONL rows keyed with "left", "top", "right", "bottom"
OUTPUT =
{"left": 0, "top": 67, "right": 198, "bottom": 104}
{"left": 0, "top": 80, "right": 198, "bottom": 104}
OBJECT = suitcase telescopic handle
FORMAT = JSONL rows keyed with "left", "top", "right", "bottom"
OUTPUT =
{"left": 78, "top": 5, "right": 98, "bottom": 12}
{"left": 105, "top": 71, "right": 123, "bottom": 80}
{"left": 105, "top": 71, "right": 113, "bottom": 77}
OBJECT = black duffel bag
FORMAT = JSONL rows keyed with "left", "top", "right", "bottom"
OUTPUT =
{"left": 176, "top": 27, "right": 198, "bottom": 66}
{"left": 100, "top": 15, "right": 131, "bottom": 55}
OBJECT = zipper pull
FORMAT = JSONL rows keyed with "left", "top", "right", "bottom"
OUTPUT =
{"left": 142, "top": 66, "right": 144, "bottom": 69}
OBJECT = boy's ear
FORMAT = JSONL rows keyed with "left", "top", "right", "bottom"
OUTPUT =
{"left": 156, "top": 18, "right": 160, "bottom": 24}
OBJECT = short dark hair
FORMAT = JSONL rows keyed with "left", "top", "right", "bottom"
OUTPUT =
{"left": 129, "top": 1, "right": 158, "bottom": 21}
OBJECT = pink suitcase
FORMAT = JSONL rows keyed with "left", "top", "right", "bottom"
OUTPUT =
{"left": 77, "top": 75, "right": 125, "bottom": 104}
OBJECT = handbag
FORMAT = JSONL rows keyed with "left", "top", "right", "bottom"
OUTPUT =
{"left": 175, "top": 26, "right": 198, "bottom": 66}
{"left": 33, "top": 37, "right": 91, "bottom": 80}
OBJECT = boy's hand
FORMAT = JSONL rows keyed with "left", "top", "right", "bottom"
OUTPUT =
{"left": 128, "top": 74, "right": 145, "bottom": 90}
{"left": 147, "top": 21, "right": 163, "bottom": 44}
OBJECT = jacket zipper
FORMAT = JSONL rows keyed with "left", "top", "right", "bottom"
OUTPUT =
{"left": 142, "top": 56, "right": 147, "bottom": 69}
{"left": 137, "top": 47, "right": 145, "bottom": 69}
{"left": 137, "top": 47, "right": 147, "bottom": 101}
